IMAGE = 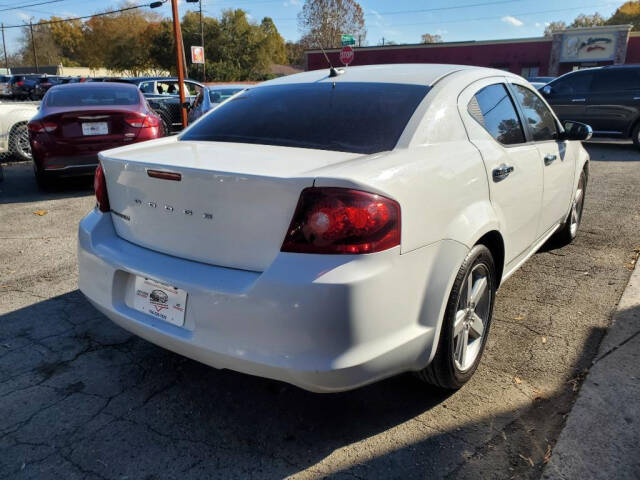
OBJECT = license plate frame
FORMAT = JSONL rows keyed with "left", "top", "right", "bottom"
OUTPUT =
{"left": 132, "top": 276, "right": 187, "bottom": 327}
{"left": 81, "top": 122, "right": 109, "bottom": 136}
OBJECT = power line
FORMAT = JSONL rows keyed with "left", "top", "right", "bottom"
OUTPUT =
{"left": 1, "top": 1, "right": 164, "bottom": 28}
{"left": 0, "top": 0, "right": 65, "bottom": 13}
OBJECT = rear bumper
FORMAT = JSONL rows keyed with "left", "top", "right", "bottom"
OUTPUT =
{"left": 78, "top": 210, "right": 467, "bottom": 392}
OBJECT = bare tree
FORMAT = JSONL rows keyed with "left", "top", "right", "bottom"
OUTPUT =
{"left": 421, "top": 33, "right": 442, "bottom": 43}
{"left": 543, "top": 21, "right": 566, "bottom": 37}
{"left": 570, "top": 13, "right": 606, "bottom": 28}
{"left": 298, "top": 0, "right": 366, "bottom": 49}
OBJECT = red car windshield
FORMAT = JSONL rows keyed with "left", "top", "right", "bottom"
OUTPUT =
{"left": 46, "top": 87, "right": 140, "bottom": 107}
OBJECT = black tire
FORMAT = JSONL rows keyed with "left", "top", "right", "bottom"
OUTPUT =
{"left": 633, "top": 122, "right": 640, "bottom": 150}
{"left": 417, "top": 244, "right": 496, "bottom": 390}
{"left": 552, "top": 170, "right": 586, "bottom": 246}
{"left": 33, "top": 164, "right": 52, "bottom": 190}
{"left": 9, "top": 122, "right": 32, "bottom": 161}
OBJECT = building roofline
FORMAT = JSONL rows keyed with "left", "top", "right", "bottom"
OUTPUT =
{"left": 305, "top": 36, "right": 551, "bottom": 54}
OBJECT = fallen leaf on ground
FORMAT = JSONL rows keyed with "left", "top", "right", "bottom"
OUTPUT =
{"left": 514, "top": 376, "right": 522, "bottom": 384}
{"left": 33, "top": 210, "right": 48, "bottom": 216}
{"left": 542, "top": 336, "right": 547, "bottom": 344}
{"left": 543, "top": 444, "right": 552, "bottom": 464}
{"left": 518, "top": 454, "right": 534, "bottom": 466}
{"left": 501, "top": 431, "right": 507, "bottom": 441}
{"left": 514, "top": 315, "right": 524, "bottom": 321}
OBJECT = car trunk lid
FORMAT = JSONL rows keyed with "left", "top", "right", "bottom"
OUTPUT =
{"left": 100, "top": 140, "right": 361, "bottom": 271}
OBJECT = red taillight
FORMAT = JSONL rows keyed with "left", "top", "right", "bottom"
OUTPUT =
{"left": 94, "top": 163, "right": 110, "bottom": 212}
{"left": 16, "top": 81, "right": 23, "bottom": 86}
{"left": 125, "top": 115, "right": 160, "bottom": 128}
{"left": 27, "top": 121, "right": 57, "bottom": 133}
{"left": 281, "top": 187, "right": 401, "bottom": 254}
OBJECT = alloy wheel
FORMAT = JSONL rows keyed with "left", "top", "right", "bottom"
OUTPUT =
{"left": 453, "top": 263, "right": 491, "bottom": 372}
{"left": 14, "top": 124, "right": 32, "bottom": 160}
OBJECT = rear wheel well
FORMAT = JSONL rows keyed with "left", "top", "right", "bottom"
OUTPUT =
{"left": 475, "top": 231, "right": 505, "bottom": 286}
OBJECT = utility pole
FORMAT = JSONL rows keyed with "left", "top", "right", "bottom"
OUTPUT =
{"left": 199, "top": 0, "right": 205, "bottom": 82}
{"left": 1, "top": 24, "right": 8, "bottom": 72}
{"left": 170, "top": 0, "right": 188, "bottom": 128}
{"left": 29, "top": 20, "right": 39, "bottom": 73}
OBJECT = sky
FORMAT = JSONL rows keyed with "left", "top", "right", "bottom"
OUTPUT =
{"left": 0, "top": 0, "right": 625, "bottom": 55}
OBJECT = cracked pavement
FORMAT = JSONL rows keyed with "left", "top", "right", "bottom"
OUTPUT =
{"left": 1, "top": 142, "right": 639, "bottom": 479}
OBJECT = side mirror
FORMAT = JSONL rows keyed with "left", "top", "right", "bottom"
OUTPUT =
{"left": 562, "top": 121, "right": 593, "bottom": 141}
{"left": 542, "top": 85, "right": 552, "bottom": 96}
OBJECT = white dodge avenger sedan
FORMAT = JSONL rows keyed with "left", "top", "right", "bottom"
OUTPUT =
{"left": 78, "top": 64, "right": 590, "bottom": 392}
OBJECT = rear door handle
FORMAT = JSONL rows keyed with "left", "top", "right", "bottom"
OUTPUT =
{"left": 493, "top": 164, "right": 514, "bottom": 181}
{"left": 544, "top": 154, "right": 557, "bottom": 166}
{"left": 571, "top": 98, "right": 586, "bottom": 102}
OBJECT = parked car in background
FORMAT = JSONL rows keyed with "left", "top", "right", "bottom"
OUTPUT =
{"left": 27, "top": 75, "right": 61, "bottom": 100}
{"left": 29, "top": 82, "right": 164, "bottom": 188}
{"left": 528, "top": 76, "right": 555, "bottom": 84}
{"left": 0, "top": 75, "right": 12, "bottom": 97}
{"left": 187, "top": 85, "right": 246, "bottom": 124}
{"left": 8, "top": 75, "right": 31, "bottom": 99}
{"left": 541, "top": 65, "right": 640, "bottom": 148}
{"left": 112, "top": 77, "right": 204, "bottom": 134}
{"left": 0, "top": 102, "right": 39, "bottom": 161}
{"left": 79, "top": 64, "right": 591, "bottom": 393}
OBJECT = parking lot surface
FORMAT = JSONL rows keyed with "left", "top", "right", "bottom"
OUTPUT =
{"left": 1, "top": 142, "right": 639, "bottom": 479}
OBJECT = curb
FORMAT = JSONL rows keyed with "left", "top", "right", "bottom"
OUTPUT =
{"left": 542, "top": 254, "right": 640, "bottom": 479}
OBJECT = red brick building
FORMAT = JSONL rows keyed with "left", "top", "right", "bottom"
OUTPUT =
{"left": 306, "top": 25, "right": 639, "bottom": 78}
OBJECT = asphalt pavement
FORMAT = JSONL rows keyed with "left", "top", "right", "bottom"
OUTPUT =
{"left": 0, "top": 142, "right": 639, "bottom": 479}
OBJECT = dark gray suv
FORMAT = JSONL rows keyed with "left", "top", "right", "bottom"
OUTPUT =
{"left": 541, "top": 65, "right": 640, "bottom": 148}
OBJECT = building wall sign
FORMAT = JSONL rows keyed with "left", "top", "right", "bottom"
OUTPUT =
{"left": 560, "top": 32, "right": 617, "bottom": 62}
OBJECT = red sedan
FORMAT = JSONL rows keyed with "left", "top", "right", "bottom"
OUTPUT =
{"left": 28, "top": 82, "right": 164, "bottom": 188}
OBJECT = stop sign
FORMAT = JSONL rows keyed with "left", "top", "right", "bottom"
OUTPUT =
{"left": 339, "top": 46, "right": 354, "bottom": 66}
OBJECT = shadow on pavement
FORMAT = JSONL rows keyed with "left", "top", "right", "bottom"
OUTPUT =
{"left": 584, "top": 141, "right": 639, "bottom": 161}
{"left": 0, "top": 289, "right": 612, "bottom": 479}
{"left": 0, "top": 162, "right": 93, "bottom": 205}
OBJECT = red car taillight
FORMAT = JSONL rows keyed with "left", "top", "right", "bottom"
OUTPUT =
{"left": 94, "top": 163, "right": 110, "bottom": 212}
{"left": 16, "top": 81, "right": 23, "bottom": 86}
{"left": 125, "top": 115, "right": 160, "bottom": 128}
{"left": 281, "top": 187, "right": 401, "bottom": 254}
{"left": 27, "top": 121, "right": 58, "bottom": 133}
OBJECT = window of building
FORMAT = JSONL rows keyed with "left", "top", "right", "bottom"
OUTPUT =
{"left": 521, "top": 66, "right": 540, "bottom": 79}
{"left": 468, "top": 83, "right": 525, "bottom": 145}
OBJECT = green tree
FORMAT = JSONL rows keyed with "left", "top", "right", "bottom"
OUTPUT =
{"left": 260, "top": 17, "right": 287, "bottom": 65}
{"left": 285, "top": 40, "right": 305, "bottom": 66}
{"left": 607, "top": 1, "right": 640, "bottom": 30}
{"left": 298, "top": 0, "right": 366, "bottom": 49}
{"left": 49, "top": 18, "right": 84, "bottom": 66}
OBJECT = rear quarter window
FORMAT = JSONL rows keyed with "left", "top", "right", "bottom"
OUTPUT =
{"left": 181, "top": 82, "right": 430, "bottom": 155}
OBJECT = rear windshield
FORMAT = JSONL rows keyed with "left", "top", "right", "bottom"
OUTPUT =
{"left": 46, "top": 86, "right": 140, "bottom": 107}
{"left": 182, "top": 82, "right": 430, "bottom": 154}
{"left": 208, "top": 88, "right": 244, "bottom": 103}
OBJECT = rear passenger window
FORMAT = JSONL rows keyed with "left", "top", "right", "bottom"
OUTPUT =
{"left": 468, "top": 84, "right": 525, "bottom": 145}
{"left": 512, "top": 85, "right": 558, "bottom": 142}
{"left": 551, "top": 72, "right": 593, "bottom": 95}
{"left": 592, "top": 69, "right": 640, "bottom": 92}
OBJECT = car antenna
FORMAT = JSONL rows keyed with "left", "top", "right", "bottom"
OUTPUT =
{"left": 316, "top": 38, "right": 343, "bottom": 78}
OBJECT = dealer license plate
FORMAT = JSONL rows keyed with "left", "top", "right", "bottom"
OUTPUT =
{"left": 133, "top": 276, "right": 187, "bottom": 327}
{"left": 81, "top": 122, "right": 108, "bottom": 136}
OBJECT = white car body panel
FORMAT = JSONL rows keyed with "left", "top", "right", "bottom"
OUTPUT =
{"left": 79, "top": 64, "right": 590, "bottom": 392}
{"left": 0, "top": 102, "right": 38, "bottom": 153}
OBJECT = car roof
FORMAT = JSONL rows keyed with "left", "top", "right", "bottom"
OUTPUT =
{"left": 207, "top": 84, "right": 248, "bottom": 90}
{"left": 260, "top": 64, "right": 518, "bottom": 87}
{"left": 48, "top": 82, "right": 141, "bottom": 90}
